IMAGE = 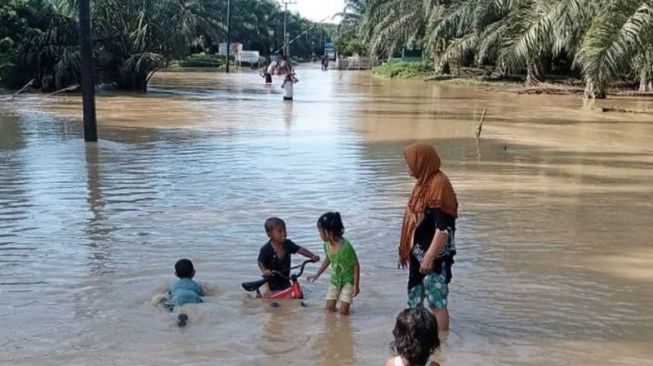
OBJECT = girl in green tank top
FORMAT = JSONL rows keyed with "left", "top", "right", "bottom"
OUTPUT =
{"left": 307, "top": 212, "right": 360, "bottom": 315}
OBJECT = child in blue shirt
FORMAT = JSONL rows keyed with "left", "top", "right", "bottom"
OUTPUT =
{"left": 168, "top": 258, "right": 204, "bottom": 306}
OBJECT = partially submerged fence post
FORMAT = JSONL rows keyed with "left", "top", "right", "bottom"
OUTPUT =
{"left": 12, "top": 79, "right": 34, "bottom": 98}
{"left": 476, "top": 107, "right": 486, "bottom": 139}
{"left": 46, "top": 84, "right": 80, "bottom": 96}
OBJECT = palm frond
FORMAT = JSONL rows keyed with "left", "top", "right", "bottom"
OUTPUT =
{"left": 576, "top": 0, "right": 653, "bottom": 97}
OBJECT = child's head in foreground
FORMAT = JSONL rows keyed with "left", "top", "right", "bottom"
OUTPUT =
{"left": 391, "top": 308, "right": 440, "bottom": 366}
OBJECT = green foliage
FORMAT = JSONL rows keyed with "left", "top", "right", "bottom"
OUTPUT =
{"left": 93, "top": 0, "right": 226, "bottom": 90}
{"left": 0, "top": 0, "right": 78, "bottom": 90}
{"left": 334, "top": 1, "right": 368, "bottom": 56}
{"left": 1, "top": 0, "right": 332, "bottom": 91}
{"left": 372, "top": 61, "right": 434, "bottom": 78}
{"left": 175, "top": 54, "right": 224, "bottom": 68}
{"left": 0, "top": 37, "right": 16, "bottom": 82}
{"left": 356, "top": 0, "right": 653, "bottom": 97}
{"left": 576, "top": 1, "right": 653, "bottom": 97}
{"left": 335, "top": 34, "right": 368, "bottom": 56}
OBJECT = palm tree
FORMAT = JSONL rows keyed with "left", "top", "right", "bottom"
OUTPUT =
{"left": 1, "top": 0, "right": 226, "bottom": 91}
{"left": 576, "top": 0, "right": 653, "bottom": 98}
{"left": 340, "top": 0, "right": 366, "bottom": 30}
{"left": 93, "top": 0, "right": 226, "bottom": 90}
{"left": 424, "top": 0, "right": 506, "bottom": 73}
{"left": 3, "top": 0, "right": 329, "bottom": 91}
{"left": 496, "top": 0, "right": 592, "bottom": 85}
{"left": 359, "top": 0, "right": 653, "bottom": 98}
{"left": 360, "top": 0, "right": 434, "bottom": 57}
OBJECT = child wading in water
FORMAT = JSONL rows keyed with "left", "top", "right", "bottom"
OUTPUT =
{"left": 260, "top": 66, "right": 272, "bottom": 84}
{"left": 385, "top": 308, "right": 440, "bottom": 366}
{"left": 308, "top": 212, "right": 360, "bottom": 315}
{"left": 281, "top": 72, "right": 298, "bottom": 101}
{"left": 258, "top": 217, "right": 319, "bottom": 292}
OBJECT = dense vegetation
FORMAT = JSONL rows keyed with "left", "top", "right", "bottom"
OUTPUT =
{"left": 340, "top": 0, "right": 653, "bottom": 98}
{"left": 0, "top": 0, "right": 332, "bottom": 91}
{"left": 333, "top": 0, "right": 369, "bottom": 57}
{"left": 372, "top": 62, "right": 434, "bottom": 78}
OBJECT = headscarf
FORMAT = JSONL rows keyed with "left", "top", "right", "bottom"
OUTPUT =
{"left": 399, "top": 143, "right": 458, "bottom": 267}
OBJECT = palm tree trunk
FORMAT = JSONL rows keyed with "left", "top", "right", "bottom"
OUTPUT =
{"left": 441, "top": 62, "right": 450, "bottom": 75}
{"left": 639, "top": 69, "right": 647, "bottom": 93}
{"left": 116, "top": 71, "right": 148, "bottom": 92}
{"left": 135, "top": 73, "right": 148, "bottom": 92}
{"left": 584, "top": 79, "right": 606, "bottom": 99}
{"left": 526, "top": 63, "right": 543, "bottom": 86}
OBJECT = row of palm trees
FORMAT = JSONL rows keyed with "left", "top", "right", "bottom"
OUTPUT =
{"left": 1, "top": 0, "right": 327, "bottom": 91}
{"left": 343, "top": 0, "right": 653, "bottom": 98}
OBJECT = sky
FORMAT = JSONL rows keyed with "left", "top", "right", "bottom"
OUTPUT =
{"left": 288, "top": 0, "right": 345, "bottom": 23}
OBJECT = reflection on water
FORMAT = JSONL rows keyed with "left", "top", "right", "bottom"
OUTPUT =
{"left": 0, "top": 113, "right": 25, "bottom": 150}
{"left": 316, "top": 314, "right": 356, "bottom": 366}
{"left": 1, "top": 65, "right": 652, "bottom": 365}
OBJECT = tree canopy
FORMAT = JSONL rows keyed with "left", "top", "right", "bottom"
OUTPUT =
{"left": 0, "top": 0, "right": 335, "bottom": 91}
{"left": 351, "top": 0, "right": 653, "bottom": 98}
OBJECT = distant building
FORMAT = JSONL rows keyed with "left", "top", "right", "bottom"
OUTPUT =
{"left": 236, "top": 51, "right": 260, "bottom": 64}
{"left": 324, "top": 42, "right": 336, "bottom": 61}
{"left": 217, "top": 42, "right": 243, "bottom": 55}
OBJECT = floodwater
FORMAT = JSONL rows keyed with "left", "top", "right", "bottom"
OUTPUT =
{"left": 1, "top": 65, "right": 652, "bottom": 366}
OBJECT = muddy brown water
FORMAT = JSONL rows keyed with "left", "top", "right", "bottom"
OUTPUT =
{"left": 1, "top": 65, "right": 652, "bottom": 365}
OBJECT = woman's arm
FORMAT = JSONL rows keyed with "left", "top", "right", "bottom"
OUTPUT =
{"left": 420, "top": 229, "right": 448, "bottom": 274}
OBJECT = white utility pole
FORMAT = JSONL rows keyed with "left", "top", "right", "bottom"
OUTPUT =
{"left": 282, "top": 0, "right": 296, "bottom": 56}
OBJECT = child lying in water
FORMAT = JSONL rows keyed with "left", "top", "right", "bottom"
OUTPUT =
{"left": 168, "top": 258, "right": 204, "bottom": 306}
{"left": 159, "top": 259, "right": 204, "bottom": 326}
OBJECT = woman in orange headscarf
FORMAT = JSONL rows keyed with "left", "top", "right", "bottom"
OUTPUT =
{"left": 400, "top": 143, "right": 458, "bottom": 332}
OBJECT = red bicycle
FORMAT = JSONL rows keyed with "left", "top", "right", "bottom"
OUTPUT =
{"left": 241, "top": 259, "right": 316, "bottom": 300}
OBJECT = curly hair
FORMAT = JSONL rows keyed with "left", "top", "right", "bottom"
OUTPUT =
{"left": 390, "top": 308, "right": 439, "bottom": 366}
{"left": 317, "top": 212, "right": 345, "bottom": 238}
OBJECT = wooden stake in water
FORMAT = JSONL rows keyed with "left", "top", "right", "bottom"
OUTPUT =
{"left": 476, "top": 107, "right": 486, "bottom": 138}
{"left": 12, "top": 79, "right": 34, "bottom": 98}
{"left": 47, "top": 84, "right": 80, "bottom": 96}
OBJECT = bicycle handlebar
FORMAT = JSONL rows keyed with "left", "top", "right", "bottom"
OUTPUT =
{"left": 242, "top": 259, "right": 318, "bottom": 293}
{"left": 270, "top": 259, "right": 317, "bottom": 280}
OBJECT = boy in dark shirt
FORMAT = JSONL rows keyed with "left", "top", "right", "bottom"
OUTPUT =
{"left": 258, "top": 217, "right": 319, "bottom": 291}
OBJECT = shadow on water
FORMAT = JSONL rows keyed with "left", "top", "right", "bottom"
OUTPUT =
{"left": 0, "top": 112, "right": 25, "bottom": 150}
{"left": 315, "top": 314, "right": 356, "bottom": 366}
